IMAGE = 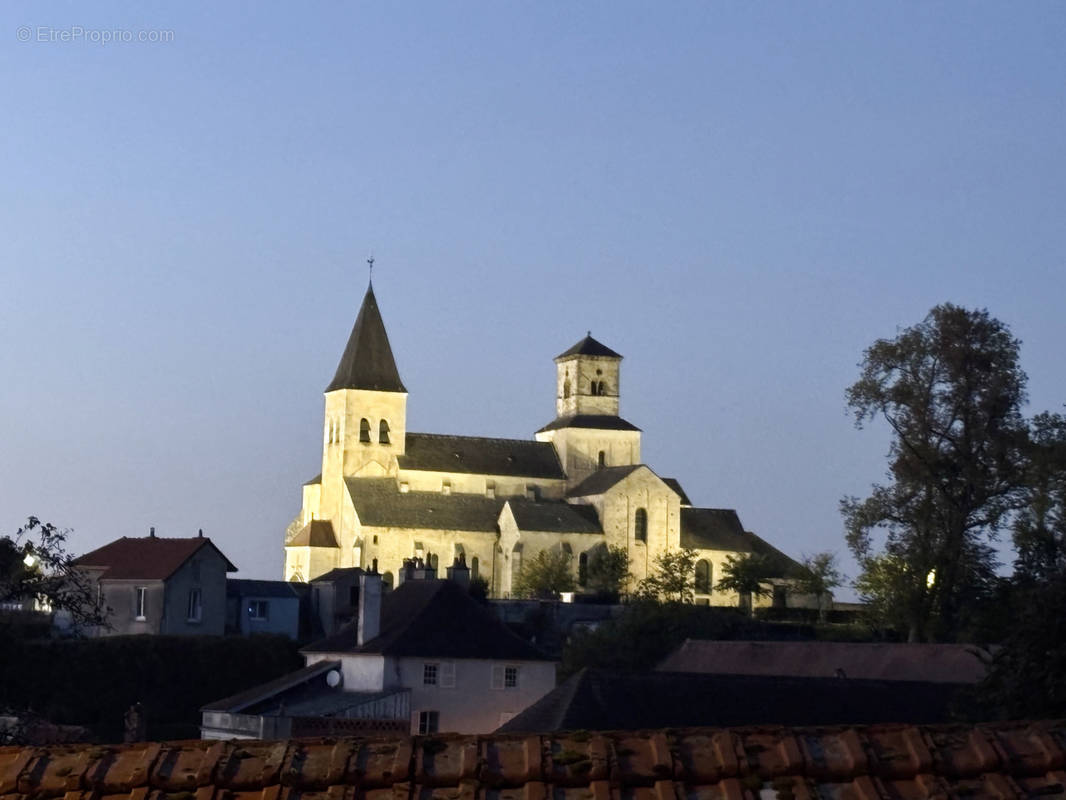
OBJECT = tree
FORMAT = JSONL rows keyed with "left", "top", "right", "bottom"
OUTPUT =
{"left": 637, "top": 547, "right": 698, "bottom": 603}
{"left": 715, "top": 553, "right": 774, "bottom": 615}
{"left": 842, "top": 304, "right": 1028, "bottom": 642}
{"left": 584, "top": 544, "right": 630, "bottom": 598}
{"left": 0, "top": 517, "right": 108, "bottom": 630}
{"left": 512, "top": 549, "right": 575, "bottom": 600}
{"left": 796, "top": 552, "right": 845, "bottom": 622}
{"left": 1012, "top": 411, "right": 1066, "bottom": 582}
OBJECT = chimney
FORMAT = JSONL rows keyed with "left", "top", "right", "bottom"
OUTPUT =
{"left": 357, "top": 572, "right": 382, "bottom": 646}
{"left": 446, "top": 553, "right": 470, "bottom": 589}
{"left": 149, "top": 527, "right": 155, "bottom": 538}
{"left": 198, "top": 528, "right": 204, "bottom": 538}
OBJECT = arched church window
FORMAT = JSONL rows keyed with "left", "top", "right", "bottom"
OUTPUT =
{"left": 598, "top": 451, "right": 606, "bottom": 468}
{"left": 360, "top": 418, "right": 371, "bottom": 443}
{"left": 634, "top": 508, "right": 648, "bottom": 543}
{"left": 598, "top": 381, "right": 606, "bottom": 395}
{"left": 563, "top": 378, "right": 571, "bottom": 399}
{"left": 471, "top": 556, "right": 479, "bottom": 581}
{"left": 578, "top": 552, "right": 588, "bottom": 587}
{"left": 379, "top": 419, "right": 390, "bottom": 444}
{"left": 590, "top": 380, "right": 600, "bottom": 396}
{"left": 429, "top": 553, "right": 439, "bottom": 571}
{"left": 383, "top": 571, "right": 394, "bottom": 590}
{"left": 695, "top": 560, "right": 711, "bottom": 593}
{"left": 371, "top": 557, "right": 378, "bottom": 573}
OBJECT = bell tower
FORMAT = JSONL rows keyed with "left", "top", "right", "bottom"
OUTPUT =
{"left": 318, "top": 282, "right": 408, "bottom": 521}
{"left": 535, "top": 334, "right": 641, "bottom": 487}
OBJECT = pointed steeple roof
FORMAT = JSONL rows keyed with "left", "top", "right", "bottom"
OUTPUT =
{"left": 326, "top": 284, "right": 407, "bottom": 393}
{"left": 555, "top": 334, "right": 622, "bottom": 361}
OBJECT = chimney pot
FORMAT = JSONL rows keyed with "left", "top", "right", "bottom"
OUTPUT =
{"left": 149, "top": 526, "right": 155, "bottom": 538}
{"left": 357, "top": 572, "right": 383, "bottom": 646}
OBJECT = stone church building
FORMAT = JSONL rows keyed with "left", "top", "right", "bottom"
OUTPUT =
{"left": 284, "top": 284, "right": 800, "bottom": 603}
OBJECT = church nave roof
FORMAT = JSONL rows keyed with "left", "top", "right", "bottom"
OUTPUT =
{"left": 398, "top": 432, "right": 565, "bottom": 479}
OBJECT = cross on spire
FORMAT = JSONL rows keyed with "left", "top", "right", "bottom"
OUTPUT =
{"left": 367, "top": 254, "right": 375, "bottom": 284}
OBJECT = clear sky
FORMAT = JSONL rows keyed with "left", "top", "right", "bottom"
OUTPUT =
{"left": 2, "top": 2, "right": 1064, "bottom": 595}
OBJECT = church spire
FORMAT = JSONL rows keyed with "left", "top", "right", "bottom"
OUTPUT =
{"left": 326, "top": 283, "right": 407, "bottom": 393}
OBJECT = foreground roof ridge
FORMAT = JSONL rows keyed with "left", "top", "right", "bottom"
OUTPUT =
{"left": 6, "top": 721, "right": 1066, "bottom": 797}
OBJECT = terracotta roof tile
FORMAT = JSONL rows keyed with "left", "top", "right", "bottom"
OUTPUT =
{"left": 6, "top": 724, "right": 1066, "bottom": 800}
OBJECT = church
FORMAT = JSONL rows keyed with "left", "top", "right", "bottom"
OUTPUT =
{"left": 283, "top": 283, "right": 800, "bottom": 604}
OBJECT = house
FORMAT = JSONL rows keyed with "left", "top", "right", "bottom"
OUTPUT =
{"left": 497, "top": 668, "right": 963, "bottom": 733}
{"left": 284, "top": 283, "right": 804, "bottom": 605}
{"left": 225, "top": 579, "right": 310, "bottom": 639}
{"left": 74, "top": 529, "right": 236, "bottom": 636}
{"left": 655, "top": 639, "right": 991, "bottom": 683}
{"left": 201, "top": 571, "right": 557, "bottom": 738}
{"left": 9, "top": 722, "right": 1066, "bottom": 799}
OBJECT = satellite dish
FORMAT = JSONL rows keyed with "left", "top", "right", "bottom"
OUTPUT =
{"left": 326, "top": 669, "right": 342, "bottom": 688}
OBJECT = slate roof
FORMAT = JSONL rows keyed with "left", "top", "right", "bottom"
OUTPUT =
{"left": 201, "top": 660, "right": 340, "bottom": 712}
{"left": 398, "top": 433, "right": 565, "bottom": 479}
{"left": 287, "top": 519, "right": 339, "bottom": 548}
{"left": 226, "top": 579, "right": 309, "bottom": 600}
{"left": 656, "top": 640, "right": 991, "bottom": 684}
{"left": 537, "top": 414, "right": 642, "bottom": 433}
{"left": 12, "top": 722, "right": 1066, "bottom": 800}
{"left": 74, "top": 536, "right": 236, "bottom": 580}
{"left": 680, "top": 508, "right": 803, "bottom": 576}
{"left": 346, "top": 479, "right": 503, "bottom": 532}
{"left": 311, "top": 567, "right": 366, "bottom": 583}
{"left": 302, "top": 579, "right": 552, "bottom": 661}
{"left": 567, "top": 465, "right": 645, "bottom": 497}
{"left": 326, "top": 284, "right": 407, "bottom": 393}
{"left": 498, "top": 669, "right": 962, "bottom": 733}
{"left": 556, "top": 334, "right": 623, "bottom": 360}
{"left": 506, "top": 499, "right": 601, "bottom": 534}
{"left": 662, "top": 477, "right": 692, "bottom": 505}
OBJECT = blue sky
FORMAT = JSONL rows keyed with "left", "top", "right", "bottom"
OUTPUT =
{"left": 2, "top": 2, "right": 1064, "bottom": 594}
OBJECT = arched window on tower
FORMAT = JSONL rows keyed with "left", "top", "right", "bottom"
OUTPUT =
{"left": 695, "top": 560, "right": 711, "bottom": 594}
{"left": 471, "top": 556, "right": 480, "bottom": 581}
{"left": 360, "top": 418, "right": 371, "bottom": 443}
{"left": 598, "top": 381, "right": 606, "bottom": 395}
{"left": 589, "top": 379, "right": 598, "bottom": 396}
{"left": 634, "top": 508, "right": 648, "bottom": 543}
{"left": 379, "top": 419, "right": 390, "bottom": 444}
{"left": 563, "top": 378, "right": 571, "bottom": 399}
{"left": 598, "top": 451, "right": 606, "bottom": 468}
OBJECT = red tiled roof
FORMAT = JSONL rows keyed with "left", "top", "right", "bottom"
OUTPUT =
{"left": 3, "top": 723, "right": 1066, "bottom": 799}
{"left": 74, "top": 536, "right": 237, "bottom": 580}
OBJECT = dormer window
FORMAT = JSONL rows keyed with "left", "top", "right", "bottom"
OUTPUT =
{"left": 379, "top": 419, "right": 390, "bottom": 444}
{"left": 359, "top": 418, "right": 371, "bottom": 443}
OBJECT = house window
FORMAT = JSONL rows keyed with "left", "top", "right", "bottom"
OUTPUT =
{"left": 634, "top": 508, "right": 648, "bottom": 542}
{"left": 695, "top": 560, "right": 711, "bottom": 594}
{"left": 418, "top": 710, "right": 439, "bottom": 734}
{"left": 248, "top": 600, "right": 269, "bottom": 621}
{"left": 359, "top": 418, "right": 371, "bottom": 443}
{"left": 134, "top": 586, "right": 147, "bottom": 620}
{"left": 379, "top": 419, "right": 390, "bottom": 444}
{"left": 187, "top": 588, "right": 202, "bottom": 622}
{"left": 492, "top": 664, "right": 519, "bottom": 689}
{"left": 424, "top": 661, "right": 455, "bottom": 688}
